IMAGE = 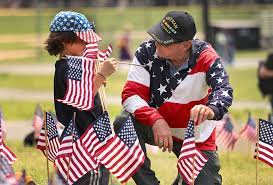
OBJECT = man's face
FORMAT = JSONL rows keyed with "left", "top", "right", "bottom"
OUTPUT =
{"left": 155, "top": 41, "right": 190, "bottom": 60}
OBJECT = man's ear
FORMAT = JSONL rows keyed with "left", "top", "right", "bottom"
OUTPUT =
{"left": 183, "top": 40, "right": 192, "bottom": 50}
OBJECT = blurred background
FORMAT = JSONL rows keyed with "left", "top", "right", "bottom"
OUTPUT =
{"left": 0, "top": 0, "right": 273, "bottom": 184}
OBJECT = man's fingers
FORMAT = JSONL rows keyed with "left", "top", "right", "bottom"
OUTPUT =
{"left": 162, "top": 137, "right": 169, "bottom": 152}
{"left": 154, "top": 134, "right": 159, "bottom": 146}
{"left": 191, "top": 105, "right": 201, "bottom": 123}
{"left": 198, "top": 107, "right": 207, "bottom": 124}
{"left": 168, "top": 136, "right": 173, "bottom": 153}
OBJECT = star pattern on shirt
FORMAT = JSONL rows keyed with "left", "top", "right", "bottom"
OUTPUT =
{"left": 221, "top": 90, "right": 230, "bottom": 97}
{"left": 157, "top": 84, "right": 167, "bottom": 95}
{"left": 153, "top": 53, "right": 158, "bottom": 59}
{"left": 216, "top": 77, "right": 223, "bottom": 84}
{"left": 206, "top": 59, "right": 233, "bottom": 116}
{"left": 135, "top": 40, "right": 232, "bottom": 114}
{"left": 136, "top": 46, "right": 142, "bottom": 53}
{"left": 145, "top": 42, "right": 151, "bottom": 48}
{"left": 146, "top": 60, "right": 153, "bottom": 70}
{"left": 177, "top": 78, "right": 183, "bottom": 84}
{"left": 210, "top": 72, "right": 216, "bottom": 77}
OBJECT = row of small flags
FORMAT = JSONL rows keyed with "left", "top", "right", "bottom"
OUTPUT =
{"left": 36, "top": 111, "right": 145, "bottom": 184}
{"left": 216, "top": 113, "right": 261, "bottom": 151}
{"left": 34, "top": 110, "right": 273, "bottom": 184}
{"left": 0, "top": 104, "right": 272, "bottom": 184}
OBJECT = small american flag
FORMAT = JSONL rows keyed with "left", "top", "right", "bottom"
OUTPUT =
{"left": 37, "top": 112, "right": 60, "bottom": 162}
{"left": 83, "top": 43, "right": 113, "bottom": 60}
{"left": 0, "top": 115, "right": 16, "bottom": 165}
{"left": 177, "top": 120, "right": 208, "bottom": 184}
{"left": 55, "top": 118, "right": 99, "bottom": 185}
{"left": 81, "top": 111, "right": 113, "bottom": 159}
{"left": 33, "top": 104, "right": 44, "bottom": 138}
{"left": 0, "top": 155, "right": 17, "bottom": 185}
{"left": 95, "top": 115, "right": 145, "bottom": 183}
{"left": 56, "top": 119, "right": 79, "bottom": 158}
{"left": 255, "top": 119, "right": 273, "bottom": 168}
{"left": 217, "top": 116, "right": 239, "bottom": 150}
{"left": 57, "top": 56, "right": 95, "bottom": 111}
{"left": 239, "top": 114, "right": 256, "bottom": 142}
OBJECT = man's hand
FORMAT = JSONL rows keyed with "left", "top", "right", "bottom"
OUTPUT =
{"left": 190, "top": 104, "right": 215, "bottom": 125}
{"left": 152, "top": 119, "right": 173, "bottom": 152}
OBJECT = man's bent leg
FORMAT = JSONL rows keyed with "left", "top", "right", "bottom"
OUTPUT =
{"left": 171, "top": 145, "right": 222, "bottom": 185}
{"left": 113, "top": 111, "right": 160, "bottom": 185}
{"left": 193, "top": 150, "right": 222, "bottom": 185}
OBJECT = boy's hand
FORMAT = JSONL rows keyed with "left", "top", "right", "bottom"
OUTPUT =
{"left": 98, "top": 58, "right": 117, "bottom": 78}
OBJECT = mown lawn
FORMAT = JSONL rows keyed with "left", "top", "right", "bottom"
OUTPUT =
{"left": 6, "top": 140, "right": 273, "bottom": 185}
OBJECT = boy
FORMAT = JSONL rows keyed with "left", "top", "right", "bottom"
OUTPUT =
{"left": 45, "top": 11, "right": 117, "bottom": 185}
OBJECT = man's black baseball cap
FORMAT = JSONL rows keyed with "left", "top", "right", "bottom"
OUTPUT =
{"left": 147, "top": 11, "right": 196, "bottom": 45}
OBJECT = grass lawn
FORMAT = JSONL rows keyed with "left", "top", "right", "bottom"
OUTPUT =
{"left": 6, "top": 140, "right": 273, "bottom": 185}
{"left": 0, "top": 67, "right": 264, "bottom": 101}
{"left": 0, "top": 100, "right": 122, "bottom": 121}
{"left": 1, "top": 5, "right": 273, "bottom": 34}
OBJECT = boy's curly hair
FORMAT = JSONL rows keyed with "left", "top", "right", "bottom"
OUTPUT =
{"left": 45, "top": 32, "right": 78, "bottom": 56}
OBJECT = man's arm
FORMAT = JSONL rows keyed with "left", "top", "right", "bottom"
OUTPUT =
{"left": 259, "top": 65, "right": 273, "bottom": 78}
{"left": 206, "top": 58, "right": 233, "bottom": 120}
{"left": 122, "top": 56, "right": 163, "bottom": 126}
{"left": 122, "top": 52, "right": 173, "bottom": 152}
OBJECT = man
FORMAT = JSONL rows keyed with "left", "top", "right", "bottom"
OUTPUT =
{"left": 114, "top": 11, "right": 233, "bottom": 185}
{"left": 258, "top": 53, "right": 273, "bottom": 111}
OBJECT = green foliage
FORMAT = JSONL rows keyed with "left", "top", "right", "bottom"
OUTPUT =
{"left": 0, "top": 42, "right": 33, "bottom": 50}
{"left": 0, "top": 101, "right": 54, "bottom": 121}
{"left": 227, "top": 68, "right": 263, "bottom": 101}
{"left": 6, "top": 140, "right": 54, "bottom": 185}
{"left": 6, "top": 140, "right": 273, "bottom": 185}
{"left": 1, "top": 5, "right": 273, "bottom": 35}
{"left": 0, "top": 74, "right": 53, "bottom": 91}
{"left": 0, "top": 100, "right": 122, "bottom": 121}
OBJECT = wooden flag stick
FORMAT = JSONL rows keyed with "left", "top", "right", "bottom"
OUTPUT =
{"left": 192, "top": 156, "right": 195, "bottom": 185}
{"left": 66, "top": 112, "right": 76, "bottom": 183}
{"left": 43, "top": 111, "right": 50, "bottom": 183}
{"left": 117, "top": 61, "right": 145, "bottom": 67}
{"left": 97, "top": 58, "right": 146, "bottom": 67}
{"left": 255, "top": 119, "right": 260, "bottom": 185}
{"left": 94, "top": 60, "right": 107, "bottom": 112}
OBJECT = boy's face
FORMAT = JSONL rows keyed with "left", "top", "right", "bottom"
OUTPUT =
{"left": 63, "top": 38, "right": 87, "bottom": 56}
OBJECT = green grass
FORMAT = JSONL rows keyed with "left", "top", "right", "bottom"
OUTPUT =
{"left": 229, "top": 108, "right": 270, "bottom": 125}
{"left": 1, "top": 5, "right": 273, "bottom": 35}
{"left": 6, "top": 140, "right": 273, "bottom": 185}
{"left": 0, "top": 73, "right": 53, "bottom": 91}
{"left": 0, "top": 101, "right": 54, "bottom": 121}
{"left": 227, "top": 68, "right": 264, "bottom": 102}
{"left": 0, "top": 42, "right": 34, "bottom": 50}
{"left": 0, "top": 100, "right": 122, "bottom": 121}
{"left": 235, "top": 49, "right": 268, "bottom": 59}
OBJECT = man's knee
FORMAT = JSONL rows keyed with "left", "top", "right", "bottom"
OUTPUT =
{"left": 112, "top": 110, "right": 131, "bottom": 132}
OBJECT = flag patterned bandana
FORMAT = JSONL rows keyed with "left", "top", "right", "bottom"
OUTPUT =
{"left": 50, "top": 11, "right": 101, "bottom": 43}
